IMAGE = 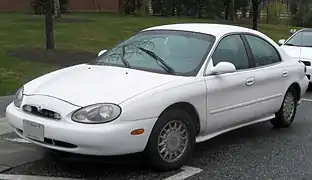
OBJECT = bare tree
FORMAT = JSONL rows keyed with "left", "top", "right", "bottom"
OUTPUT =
{"left": 53, "top": 0, "right": 61, "bottom": 19}
{"left": 251, "top": 0, "right": 263, "bottom": 30}
{"left": 266, "top": 0, "right": 269, "bottom": 24}
{"left": 45, "top": 0, "right": 54, "bottom": 50}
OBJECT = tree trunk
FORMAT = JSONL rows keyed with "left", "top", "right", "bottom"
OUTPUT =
{"left": 171, "top": 7, "right": 175, "bottom": 16}
{"left": 298, "top": 0, "right": 306, "bottom": 27}
{"left": 228, "top": 1, "right": 233, "bottom": 20}
{"left": 197, "top": 3, "right": 202, "bottom": 18}
{"left": 290, "top": 0, "right": 298, "bottom": 14}
{"left": 225, "top": 5, "right": 229, "bottom": 20}
{"left": 45, "top": 0, "right": 54, "bottom": 50}
{"left": 241, "top": 7, "right": 247, "bottom": 18}
{"left": 53, "top": 0, "right": 61, "bottom": 19}
{"left": 232, "top": 0, "right": 235, "bottom": 21}
{"left": 252, "top": 1, "right": 260, "bottom": 30}
{"left": 266, "top": 1, "right": 269, "bottom": 24}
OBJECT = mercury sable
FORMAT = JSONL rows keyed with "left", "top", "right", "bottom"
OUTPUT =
{"left": 5, "top": 23, "right": 309, "bottom": 171}
{"left": 278, "top": 28, "right": 312, "bottom": 83}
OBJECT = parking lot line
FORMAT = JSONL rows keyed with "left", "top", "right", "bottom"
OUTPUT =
{"left": 5, "top": 138, "right": 31, "bottom": 144}
{"left": 0, "top": 167, "right": 203, "bottom": 180}
{"left": 0, "top": 118, "right": 13, "bottom": 136}
{"left": 0, "top": 174, "right": 81, "bottom": 180}
{"left": 302, "top": 98, "right": 312, "bottom": 102}
{"left": 163, "top": 166, "right": 203, "bottom": 180}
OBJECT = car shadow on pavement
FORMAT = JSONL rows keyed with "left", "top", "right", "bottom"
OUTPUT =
{"left": 4, "top": 117, "right": 306, "bottom": 179}
{"left": 23, "top": 149, "right": 180, "bottom": 179}
{"left": 194, "top": 121, "right": 290, "bottom": 155}
{"left": 42, "top": 122, "right": 278, "bottom": 171}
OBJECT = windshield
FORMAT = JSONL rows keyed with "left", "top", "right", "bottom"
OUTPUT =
{"left": 285, "top": 30, "right": 312, "bottom": 47}
{"left": 90, "top": 30, "right": 216, "bottom": 76}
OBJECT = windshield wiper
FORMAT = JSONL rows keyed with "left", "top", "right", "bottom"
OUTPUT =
{"left": 284, "top": 43, "right": 296, "bottom": 46}
{"left": 138, "top": 47, "right": 175, "bottom": 74}
{"left": 121, "top": 45, "right": 131, "bottom": 68}
{"left": 285, "top": 43, "right": 312, "bottom": 47}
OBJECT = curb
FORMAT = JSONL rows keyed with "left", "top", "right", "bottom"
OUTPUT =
{"left": 0, "top": 95, "right": 14, "bottom": 100}
{"left": 0, "top": 95, "right": 14, "bottom": 118}
{"left": 0, "top": 118, "right": 13, "bottom": 136}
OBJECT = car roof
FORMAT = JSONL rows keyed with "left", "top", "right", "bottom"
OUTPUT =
{"left": 299, "top": 28, "right": 312, "bottom": 31}
{"left": 292, "top": 28, "right": 312, "bottom": 34}
{"left": 142, "top": 23, "right": 262, "bottom": 38}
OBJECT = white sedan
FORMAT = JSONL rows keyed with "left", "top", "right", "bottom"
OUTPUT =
{"left": 6, "top": 23, "right": 309, "bottom": 171}
{"left": 278, "top": 28, "right": 312, "bottom": 82}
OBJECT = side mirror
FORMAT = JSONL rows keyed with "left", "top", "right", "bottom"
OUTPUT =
{"left": 278, "top": 39, "right": 286, "bottom": 45}
{"left": 98, "top": 49, "right": 107, "bottom": 57}
{"left": 209, "top": 62, "right": 236, "bottom": 75}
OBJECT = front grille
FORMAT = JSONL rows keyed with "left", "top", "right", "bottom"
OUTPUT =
{"left": 16, "top": 128, "right": 77, "bottom": 148}
{"left": 22, "top": 105, "right": 61, "bottom": 120}
{"left": 301, "top": 60, "right": 311, "bottom": 66}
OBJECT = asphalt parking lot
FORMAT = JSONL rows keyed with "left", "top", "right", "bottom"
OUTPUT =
{"left": 1, "top": 91, "right": 312, "bottom": 180}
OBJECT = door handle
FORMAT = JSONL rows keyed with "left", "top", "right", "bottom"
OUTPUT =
{"left": 245, "top": 77, "right": 255, "bottom": 86}
{"left": 282, "top": 70, "right": 288, "bottom": 77}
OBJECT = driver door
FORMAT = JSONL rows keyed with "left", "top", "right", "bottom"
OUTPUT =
{"left": 204, "top": 34, "right": 259, "bottom": 134}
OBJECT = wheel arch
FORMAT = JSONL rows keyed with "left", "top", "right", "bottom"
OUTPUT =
{"left": 159, "top": 102, "right": 201, "bottom": 136}
{"left": 289, "top": 82, "right": 301, "bottom": 102}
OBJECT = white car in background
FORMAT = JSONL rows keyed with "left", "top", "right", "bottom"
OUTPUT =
{"left": 6, "top": 23, "right": 309, "bottom": 171}
{"left": 278, "top": 28, "right": 312, "bottom": 82}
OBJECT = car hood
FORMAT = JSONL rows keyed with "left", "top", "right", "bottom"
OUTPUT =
{"left": 281, "top": 45, "right": 312, "bottom": 61}
{"left": 24, "top": 64, "right": 181, "bottom": 107}
{"left": 280, "top": 45, "right": 301, "bottom": 59}
{"left": 300, "top": 47, "right": 312, "bottom": 60}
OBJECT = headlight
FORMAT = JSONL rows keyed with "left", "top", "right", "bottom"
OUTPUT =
{"left": 72, "top": 103, "right": 121, "bottom": 124}
{"left": 14, "top": 87, "right": 24, "bottom": 108}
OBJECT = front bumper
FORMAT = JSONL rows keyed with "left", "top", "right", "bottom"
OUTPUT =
{"left": 306, "top": 65, "right": 312, "bottom": 82}
{"left": 5, "top": 101, "right": 157, "bottom": 156}
{"left": 298, "top": 75, "right": 309, "bottom": 104}
{"left": 301, "top": 60, "right": 312, "bottom": 82}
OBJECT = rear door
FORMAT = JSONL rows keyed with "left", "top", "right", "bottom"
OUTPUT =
{"left": 241, "top": 34, "right": 286, "bottom": 119}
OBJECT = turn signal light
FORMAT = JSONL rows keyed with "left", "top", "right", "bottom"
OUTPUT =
{"left": 131, "top": 128, "right": 145, "bottom": 135}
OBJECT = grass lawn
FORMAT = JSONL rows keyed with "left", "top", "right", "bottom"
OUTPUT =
{"left": 0, "top": 12, "right": 297, "bottom": 96}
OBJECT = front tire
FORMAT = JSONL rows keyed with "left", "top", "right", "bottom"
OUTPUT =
{"left": 145, "top": 109, "right": 196, "bottom": 171}
{"left": 271, "top": 87, "right": 298, "bottom": 128}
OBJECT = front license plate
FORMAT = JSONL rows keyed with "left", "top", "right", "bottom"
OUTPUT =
{"left": 23, "top": 120, "right": 44, "bottom": 142}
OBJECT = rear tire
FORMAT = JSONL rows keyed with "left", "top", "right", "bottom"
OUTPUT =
{"left": 270, "top": 87, "right": 298, "bottom": 128}
{"left": 145, "top": 109, "right": 196, "bottom": 172}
